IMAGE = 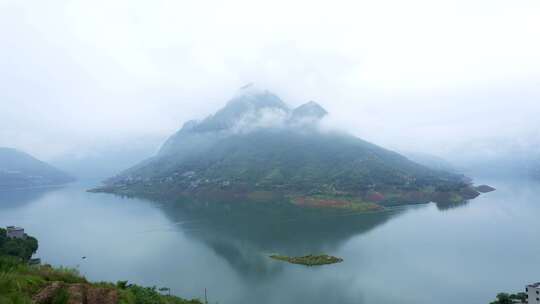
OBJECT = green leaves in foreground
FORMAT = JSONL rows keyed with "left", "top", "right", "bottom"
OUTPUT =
{"left": 0, "top": 231, "right": 202, "bottom": 304}
{"left": 0, "top": 255, "right": 202, "bottom": 304}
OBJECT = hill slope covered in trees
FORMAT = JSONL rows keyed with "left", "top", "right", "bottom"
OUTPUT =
{"left": 0, "top": 148, "right": 74, "bottom": 190}
{"left": 93, "top": 86, "right": 483, "bottom": 208}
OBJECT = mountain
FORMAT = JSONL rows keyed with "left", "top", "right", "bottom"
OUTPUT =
{"left": 403, "top": 152, "right": 459, "bottom": 173}
{"left": 92, "top": 86, "right": 482, "bottom": 207}
{"left": 290, "top": 100, "right": 328, "bottom": 124}
{"left": 49, "top": 136, "right": 163, "bottom": 181}
{"left": 0, "top": 148, "right": 74, "bottom": 189}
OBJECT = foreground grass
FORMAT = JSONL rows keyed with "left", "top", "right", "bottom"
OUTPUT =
{"left": 0, "top": 256, "right": 83, "bottom": 304}
{"left": 269, "top": 254, "right": 343, "bottom": 266}
{"left": 0, "top": 256, "right": 202, "bottom": 304}
{"left": 0, "top": 228, "right": 203, "bottom": 304}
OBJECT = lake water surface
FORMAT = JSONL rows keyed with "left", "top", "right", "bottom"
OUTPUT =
{"left": 1, "top": 179, "right": 539, "bottom": 304}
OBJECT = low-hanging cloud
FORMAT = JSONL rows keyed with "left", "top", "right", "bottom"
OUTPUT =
{"left": 0, "top": 0, "right": 539, "bottom": 172}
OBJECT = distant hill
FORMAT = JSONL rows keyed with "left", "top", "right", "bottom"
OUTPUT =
{"left": 92, "top": 85, "right": 482, "bottom": 207}
{"left": 49, "top": 136, "right": 163, "bottom": 180}
{"left": 0, "top": 148, "right": 74, "bottom": 189}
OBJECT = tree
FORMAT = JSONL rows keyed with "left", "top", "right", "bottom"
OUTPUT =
{"left": 510, "top": 292, "right": 527, "bottom": 302}
{"left": 0, "top": 228, "right": 38, "bottom": 261}
{"left": 490, "top": 293, "right": 513, "bottom": 304}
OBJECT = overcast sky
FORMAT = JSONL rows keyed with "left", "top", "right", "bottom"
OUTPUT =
{"left": 1, "top": 0, "right": 539, "bottom": 164}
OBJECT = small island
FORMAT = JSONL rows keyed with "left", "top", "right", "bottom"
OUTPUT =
{"left": 269, "top": 254, "right": 343, "bottom": 266}
{"left": 475, "top": 184, "right": 496, "bottom": 193}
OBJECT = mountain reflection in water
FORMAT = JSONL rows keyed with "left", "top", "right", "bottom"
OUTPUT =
{"left": 2, "top": 180, "right": 538, "bottom": 304}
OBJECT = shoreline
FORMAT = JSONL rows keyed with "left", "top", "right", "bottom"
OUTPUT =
{"left": 87, "top": 183, "right": 496, "bottom": 214}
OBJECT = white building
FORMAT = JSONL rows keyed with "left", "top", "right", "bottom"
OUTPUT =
{"left": 6, "top": 226, "right": 25, "bottom": 239}
{"left": 527, "top": 282, "right": 540, "bottom": 304}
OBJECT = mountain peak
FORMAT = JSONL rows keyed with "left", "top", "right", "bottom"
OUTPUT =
{"left": 184, "top": 86, "right": 288, "bottom": 133}
{"left": 230, "top": 83, "right": 287, "bottom": 109}
{"left": 291, "top": 101, "right": 328, "bottom": 121}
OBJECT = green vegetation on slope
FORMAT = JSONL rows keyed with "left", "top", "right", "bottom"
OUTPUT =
{"left": 92, "top": 90, "right": 479, "bottom": 208}
{"left": 0, "top": 256, "right": 87, "bottom": 304}
{"left": 269, "top": 254, "right": 343, "bottom": 266}
{"left": 0, "top": 228, "right": 38, "bottom": 261}
{"left": 95, "top": 131, "right": 475, "bottom": 207}
{"left": 115, "top": 282, "right": 202, "bottom": 304}
{"left": 0, "top": 231, "right": 202, "bottom": 304}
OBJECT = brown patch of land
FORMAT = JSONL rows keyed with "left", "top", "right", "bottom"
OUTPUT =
{"left": 293, "top": 196, "right": 349, "bottom": 207}
{"left": 292, "top": 196, "right": 383, "bottom": 211}
{"left": 33, "top": 282, "right": 118, "bottom": 304}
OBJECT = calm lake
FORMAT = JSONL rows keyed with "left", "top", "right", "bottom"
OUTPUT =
{"left": 1, "top": 179, "right": 539, "bottom": 304}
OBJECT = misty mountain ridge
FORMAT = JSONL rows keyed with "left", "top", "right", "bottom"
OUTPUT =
{"left": 169, "top": 84, "right": 326, "bottom": 136}
{"left": 93, "top": 86, "right": 484, "bottom": 208}
{"left": 0, "top": 147, "right": 74, "bottom": 189}
{"left": 49, "top": 136, "right": 164, "bottom": 180}
{"left": 159, "top": 85, "right": 328, "bottom": 156}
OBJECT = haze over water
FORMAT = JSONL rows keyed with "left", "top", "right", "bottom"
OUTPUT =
{"left": 2, "top": 1, "right": 540, "bottom": 304}
{"left": 1, "top": 178, "right": 538, "bottom": 304}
